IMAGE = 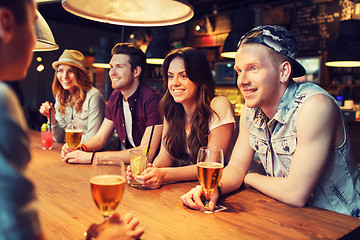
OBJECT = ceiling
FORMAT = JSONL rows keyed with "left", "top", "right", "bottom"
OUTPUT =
{"left": 37, "top": 0, "right": 301, "bottom": 32}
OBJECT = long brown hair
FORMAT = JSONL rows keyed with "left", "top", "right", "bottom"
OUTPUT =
{"left": 52, "top": 65, "right": 92, "bottom": 115}
{"left": 160, "top": 47, "right": 215, "bottom": 165}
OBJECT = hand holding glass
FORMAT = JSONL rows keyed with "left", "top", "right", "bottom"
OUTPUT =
{"left": 90, "top": 159, "right": 126, "bottom": 220}
{"left": 197, "top": 146, "right": 224, "bottom": 212}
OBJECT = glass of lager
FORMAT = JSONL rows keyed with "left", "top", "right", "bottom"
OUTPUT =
{"left": 65, "top": 121, "right": 82, "bottom": 150}
{"left": 197, "top": 146, "right": 224, "bottom": 212}
{"left": 90, "top": 159, "right": 126, "bottom": 220}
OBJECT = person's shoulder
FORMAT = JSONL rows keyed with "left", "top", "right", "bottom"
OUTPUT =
{"left": 0, "top": 82, "right": 16, "bottom": 106}
{"left": 138, "top": 83, "right": 163, "bottom": 102}
{"left": 108, "top": 89, "right": 121, "bottom": 99}
{"left": 140, "top": 83, "right": 162, "bottom": 95}
{"left": 0, "top": 82, "right": 9, "bottom": 95}
{"left": 305, "top": 94, "right": 336, "bottom": 108}
{"left": 210, "top": 95, "right": 232, "bottom": 110}
{"left": 87, "top": 87, "right": 105, "bottom": 98}
{"left": 301, "top": 94, "right": 339, "bottom": 119}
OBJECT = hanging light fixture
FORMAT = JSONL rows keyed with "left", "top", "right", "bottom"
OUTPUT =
{"left": 93, "top": 37, "right": 112, "bottom": 68}
{"left": 325, "top": 19, "right": 360, "bottom": 67}
{"left": 61, "top": 0, "right": 194, "bottom": 27}
{"left": 145, "top": 28, "right": 171, "bottom": 65}
{"left": 221, "top": 8, "right": 254, "bottom": 59}
{"left": 36, "top": 0, "right": 60, "bottom": 2}
{"left": 34, "top": 10, "right": 59, "bottom": 52}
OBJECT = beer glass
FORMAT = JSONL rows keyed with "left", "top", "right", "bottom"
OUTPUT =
{"left": 65, "top": 121, "right": 82, "bottom": 150}
{"left": 90, "top": 159, "right": 126, "bottom": 220}
{"left": 197, "top": 146, "right": 224, "bottom": 212}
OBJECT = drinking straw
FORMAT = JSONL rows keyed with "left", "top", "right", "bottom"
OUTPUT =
{"left": 146, "top": 125, "right": 155, "bottom": 157}
{"left": 49, "top": 107, "right": 51, "bottom": 132}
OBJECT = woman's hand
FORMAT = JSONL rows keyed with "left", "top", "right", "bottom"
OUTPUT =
{"left": 126, "top": 165, "right": 132, "bottom": 184}
{"left": 134, "top": 166, "right": 165, "bottom": 189}
{"left": 39, "top": 101, "right": 55, "bottom": 123}
{"left": 61, "top": 143, "right": 72, "bottom": 159}
{"left": 180, "top": 185, "right": 219, "bottom": 212}
{"left": 62, "top": 150, "right": 92, "bottom": 164}
{"left": 126, "top": 162, "right": 154, "bottom": 185}
{"left": 85, "top": 213, "right": 144, "bottom": 240}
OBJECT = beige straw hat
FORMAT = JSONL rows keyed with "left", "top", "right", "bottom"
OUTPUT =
{"left": 52, "top": 49, "right": 88, "bottom": 74}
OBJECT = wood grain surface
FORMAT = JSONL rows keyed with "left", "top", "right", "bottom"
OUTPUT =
{"left": 26, "top": 130, "right": 360, "bottom": 240}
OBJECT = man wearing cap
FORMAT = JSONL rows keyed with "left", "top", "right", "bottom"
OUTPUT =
{"left": 181, "top": 25, "right": 360, "bottom": 217}
{"left": 62, "top": 43, "right": 163, "bottom": 165}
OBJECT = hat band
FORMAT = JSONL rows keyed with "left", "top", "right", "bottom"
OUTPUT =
{"left": 56, "top": 58, "right": 84, "bottom": 67}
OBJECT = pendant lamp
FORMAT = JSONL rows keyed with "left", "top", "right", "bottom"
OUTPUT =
{"left": 61, "top": 0, "right": 194, "bottom": 27}
{"left": 34, "top": 10, "right": 59, "bottom": 52}
{"left": 145, "top": 28, "right": 171, "bottom": 65}
{"left": 325, "top": 19, "right": 360, "bottom": 67}
{"left": 93, "top": 37, "right": 112, "bottom": 68}
{"left": 221, "top": 8, "right": 254, "bottom": 59}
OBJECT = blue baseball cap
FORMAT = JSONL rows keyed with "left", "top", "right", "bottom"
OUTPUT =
{"left": 237, "top": 25, "right": 306, "bottom": 78}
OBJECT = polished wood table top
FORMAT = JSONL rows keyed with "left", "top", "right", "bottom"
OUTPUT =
{"left": 27, "top": 130, "right": 360, "bottom": 240}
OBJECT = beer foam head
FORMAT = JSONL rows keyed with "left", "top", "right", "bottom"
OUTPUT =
{"left": 65, "top": 129, "right": 82, "bottom": 133}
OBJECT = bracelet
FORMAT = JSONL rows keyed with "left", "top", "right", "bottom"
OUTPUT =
{"left": 217, "top": 185, "right": 223, "bottom": 198}
{"left": 90, "top": 151, "right": 97, "bottom": 164}
{"left": 78, "top": 143, "right": 88, "bottom": 152}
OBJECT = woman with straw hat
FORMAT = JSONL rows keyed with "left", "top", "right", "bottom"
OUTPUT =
{"left": 39, "top": 49, "right": 106, "bottom": 143}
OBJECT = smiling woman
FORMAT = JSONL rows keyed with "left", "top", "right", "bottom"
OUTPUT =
{"left": 39, "top": 49, "right": 106, "bottom": 143}
{"left": 127, "top": 47, "right": 236, "bottom": 190}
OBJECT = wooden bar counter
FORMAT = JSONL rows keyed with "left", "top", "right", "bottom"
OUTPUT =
{"left": 27, "top": 130, "right": 360, "bottom": 240}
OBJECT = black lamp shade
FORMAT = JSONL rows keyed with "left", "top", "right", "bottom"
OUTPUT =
{"left": 221, "top": 29, "right": 244, "bottom": 58}
{"left": 325, "top": 20, "right": 360, "bottom": 67}
{"left": 93, "top": 37, "right": 111, "bottom": 68}
{"left": 221, "top": 8, "right": 254, "bottom": 59}
{"left": 146, "top": 28, "right": 171, "bottom": 65}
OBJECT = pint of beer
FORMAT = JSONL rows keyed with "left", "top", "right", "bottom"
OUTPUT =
{"left": 65, "top": 121, "right": 82, "bottom": 150}
{"left": 65, "top": 129, "right": 82, "bottom": 150}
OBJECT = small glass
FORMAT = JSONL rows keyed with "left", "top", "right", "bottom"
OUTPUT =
{"left": 129, "top": 150, "right": 148, "bottom": 188}
{"left": 65, "top": 121, "right": 82, "bottom": 150}
{"left": 41, "top": 124, "right": 54, "bottom": 149}
{"left": 197, "top": 146, "right": 224, "bottom": 213}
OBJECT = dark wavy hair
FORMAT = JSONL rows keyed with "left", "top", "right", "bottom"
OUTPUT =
{"left": 160, "top": 47, "right": 215, "bottom": 165}
{"left": 52, "top": 66, "right": 92, "bottom": 115}
{"left": 111, "top": 42, "right": 147, "bottom": 82}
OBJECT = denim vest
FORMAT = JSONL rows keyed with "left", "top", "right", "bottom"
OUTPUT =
{"left": 245, "top": 80, "right": 360, "bottom": 217}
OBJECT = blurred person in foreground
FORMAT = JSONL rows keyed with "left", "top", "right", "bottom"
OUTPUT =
{"left": 39, "top": 49, "right": 106, "bottom": 143}
{"left": 181, "top": 25, "right": 360, "bottom": 217}
{"left": 0, "top": 0, "right": 143, "bottom": 239}
{"left": 128, "top": 47, "right": 235, "bottom": 189}
{"left": 62, "top": 43, "right": 163, "bottom": 165}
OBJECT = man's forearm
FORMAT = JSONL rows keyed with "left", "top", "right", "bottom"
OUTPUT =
{"left": 83, "top": 135, "right": 108, "bottom": 152}
{"left": 93, "top": 149, "right": 132, "bottom": 164}
{"left": 219, "top": 165, "right": 247, "bottom": 196}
